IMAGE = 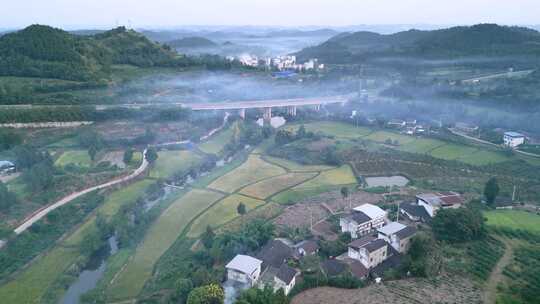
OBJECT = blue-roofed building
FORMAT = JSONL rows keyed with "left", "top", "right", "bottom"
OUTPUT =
{"left": 272, "top": 71, "right": 297, "bottom": 79}
{"left": 504, "top": 131, "right": 525, "bottom": 148}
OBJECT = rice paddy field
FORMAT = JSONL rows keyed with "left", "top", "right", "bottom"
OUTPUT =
{"left": 263, "top": 155, "right": 335, "bottom": 172}
{"left": 187, "top": 193, "right": 265, "bottom": 237}
{"left": 105, "top": 189, "right": 224, "bottom": 301}
{"left": 286, "top": 121, "right": 371, "bottom": 139}
{"left": 239, "top": 172, "right": 317, "bottom": 199}
{"left": 208, "top": 154, "right": 286, "bottom": 193}
{"left": 149, "top": 150, "right": 202, "bottom": 179}
{"left": 294, "top": 165, "right": 357, "bottom": 190}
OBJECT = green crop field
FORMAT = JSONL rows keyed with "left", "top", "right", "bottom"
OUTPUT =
{"left": 272, "top": 185, "right": 345, "bottom": 205}
{"left": 365, "top": 131, "right": 416, "bottom": 145}
{"left": 397, "top": 138, "right": 446, "bottom": 153}
{"left": 458, "top": 150, "right": 510, "bottom": 166}
{"left": 294, "top": 165, "right": 357, "bottom": 189}
{"left": 149, "top": 150, "right": 202, "bottom": 179}
{"left": 484, "top": 210, "right": 540, "bottom": 233}
{"left": 430, "top": 144, "right": 479, "bottom": 160}
{"left": 286, "top": 121, "right": 371, "bottom": 138}
{"left": 263, "top": 156, "right": 334, "bottom": 172}
{"left": 54, "top": 150, "right": 92, "bottom": 167}
{"left": 199, "top": 124, "right": 235, "bottom": 155}
{"left": 105, "top": 189, "right": 224, "bottom": 301}
{"left": 187, "top": 193, "right": 264, "bottom": 237}
{"left": 0, "top": 179, "right": 152, "bottom": 303}
{"left": 240, "top": 172, "right": 317, "bottom": 199}
{"left": 208, "top": 155, "right": 285, "bottom": 193}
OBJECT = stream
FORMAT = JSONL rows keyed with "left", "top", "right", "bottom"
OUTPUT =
{"left": 59, "top": 236, "right": 118, "bottom": 304}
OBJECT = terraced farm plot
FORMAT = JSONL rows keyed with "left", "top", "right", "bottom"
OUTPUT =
{"left": 398, "top": 138, "right": 446, "bottom": 153}
{"left": 286, "top": 122, "right": 371, "bottom": 138}
{"left": 187, "top": 194, "right": 264, "bottom": 237}
{"left": 240, "top": 172, "right": 317, "bottom": 199}
{"left": 105, "top": 189, "right": 224, "bottom": 301}
{"left": 55, "top": 150, "right": 92, "bottom": 167}
{"left": 208, "top": 155, "right": 285, "bottom": 193}
{"left": 365, "top": 131, "right": 416, "bottom": 145}
{"left": 263, "top": 156, "right": 334, "bottom": 172}
{"left": 430, "top": 144, "right": 479, "bottom": 160}
{"left": 0, "top": 179, "right": 152, "bottom": 304}
{"left": 485, "top": 210, "right": 540, "bottom": 233}
{"left": 199, "top": 125, "right": 235, "bottom": 155}
{"left": 149, "top": 150, "right": 202, "bottom": 179}
{"left": 458, "top": 150, "right": 510, "bottom": 166}
{"left": 294, "top": 165, "right": 357, "bottom": 190}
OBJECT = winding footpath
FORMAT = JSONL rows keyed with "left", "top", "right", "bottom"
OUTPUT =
{"left": 483, "top": 238, "right": 514, "bottom": 304}
{"left": 14, "top": 150, "right": 149, "bottom": 235}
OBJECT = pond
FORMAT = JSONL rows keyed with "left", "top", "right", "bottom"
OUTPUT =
{"left": 364, "top": 176, "right": 409, "bottom": 188}
{"left": 59, "top": 236, "right": 118, "bottom": 304}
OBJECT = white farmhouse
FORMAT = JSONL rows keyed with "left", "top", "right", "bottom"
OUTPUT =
{"left": 503, "top": 131, "right": 525, "bottom": 148}
{"left": 347, "top": 236, "right": 388, "bottom": 269}
{"left": 377, "top": 222, "right": 417, "bottom": 253}
{"left": 340, "top": 204, "right": 387, "bottom": 238}
{"left": 273, "top": 264, "right": 298, "bottom": 295}
{"left": 226, "top": 255, "right": 263, "bottom": 286}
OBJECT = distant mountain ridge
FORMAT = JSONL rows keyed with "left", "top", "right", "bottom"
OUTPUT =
{"left": 167, "top": 36, "right": 218, "bottom": 48}
{"left": 296, "top": 24, "right": 540, "bottom": 63}
{"left": 0, "top": 25, "right": 179, "bottom": 81}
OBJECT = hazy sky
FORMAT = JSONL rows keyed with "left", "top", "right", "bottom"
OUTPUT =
{"left": 2, "top": 0, "right": 539, "bottom": 29}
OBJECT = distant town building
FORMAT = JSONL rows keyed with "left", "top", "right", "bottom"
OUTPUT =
{"left": 226, "top": 255, "right": 263, "bottom": 286}
{"left": 340, "top": 204, "right": 387, "bottom": 238}
{"left": 416, "top": 192, "right": 464, "bottom": 217}
{"left": 503, "top": 131, "right": 525, "bottom": 148}
{"left": 387, "top": 119, "right": 406, "bottom": 128}
{"left": 455, "top": 122, "right": 479, "bottom": 133}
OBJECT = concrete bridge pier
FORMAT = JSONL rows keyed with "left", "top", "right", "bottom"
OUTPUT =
{"left": 263, "top": 107, "right": 272, "bottom": 121}
{"left": 315, "top": 104, "right": 321, "bottom": 111}
{"left": 238, "top": 108, "right": 246, "bottom": 119}
{"left": 287, "top": 106, "right": 297, "bottom": 116}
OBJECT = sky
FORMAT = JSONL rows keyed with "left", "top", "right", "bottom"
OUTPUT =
{"left": 2, "top": 0, "right": 539, "bottom": 29}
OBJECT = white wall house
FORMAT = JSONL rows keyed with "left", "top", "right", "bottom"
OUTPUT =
{"left": 226, "top": 255, "right": 263, "bottom": 286}
{"left": 377, "top": 222, "right": 417, "bottom": 253}
{"left": 417, "top": 192, "right": 463, "bottom": 217}
{"left": 347, "top": 236, "right": 388, "bottom": 269}
{"left": 340, "top": 204, "right": 387, "bottom": 239}
{"left": 273, "top": 264, "right": 298, "bottom": 295}
{"left": 503, "top": 131, "right": 525, "bottom": 148}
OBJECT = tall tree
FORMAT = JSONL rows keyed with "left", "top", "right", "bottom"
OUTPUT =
{"left": 237, "top": 202, "right": 247, "bottom": 224}
{"left": 187, "top": 283, "right": 224, "bottom": 304}
{"left": 145, "top": 147, "right": 158, "bottom": 164}
{"left": 340, "top": 186, "right": 350, "bottom": 209}
{"left": 484, "top": 177, "right": 500, "bottom": 206}
{"left": 123, "top": 148, "right": 134, "bottom": 164}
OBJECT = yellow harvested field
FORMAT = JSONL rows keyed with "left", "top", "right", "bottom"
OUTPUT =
{"left": 240, "top": 172, "right": 317, "bottom": 199}
{"left": 295, "top": 165, "right": 357, "bottom": 189}
{"left": 208, "top": 155, "right": 285, "bottom": 193}
{"left": 263, "top": 156, "right": 335, "bottom": 172}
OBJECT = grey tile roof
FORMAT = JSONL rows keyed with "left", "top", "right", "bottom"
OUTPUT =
{"left": 364, "top": 239, "right": 387, "bottom": 253}
{"left": 276, "top": 264, "right": 297, "bottom": 285}
{"left": 395, "top": 226, "right": 417, "bottom": 240}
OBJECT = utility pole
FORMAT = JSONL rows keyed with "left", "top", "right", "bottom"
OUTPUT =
{"left": 512, "top": 185, "right": 516, "bottom": 202}
{"left": 396, "top": 201, "right": 400, "bottom": 222}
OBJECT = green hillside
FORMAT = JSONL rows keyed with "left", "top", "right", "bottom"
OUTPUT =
{"left": 297, "top": 24, "right": 540, "bottom": 63}
{"left": 0, "top": 25, "right": 179, "bottom": 81}
{"left": 167, "top": 36, "right": 218, "bottom": 48}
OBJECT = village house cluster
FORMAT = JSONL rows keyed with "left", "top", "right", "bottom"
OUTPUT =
{"left": 223, "top": 191, "right": 464, "bottom": 302}
{"left": 229, "top": 54, "right": 324, "bottom": 71}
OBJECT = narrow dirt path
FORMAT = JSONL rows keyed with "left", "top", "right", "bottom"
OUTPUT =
{"left": 483, "top": 238, "right": 514, "bottom": 304}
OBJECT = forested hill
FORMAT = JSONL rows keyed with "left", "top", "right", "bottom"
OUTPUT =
{"left": 167, "top": 36, "right": 218, "bottom": 48}
{"left": 296, "top": 24, "right": 540, "bottom": 63}
{"left": 0, "top": 25, "right": 182, "bottom": 81}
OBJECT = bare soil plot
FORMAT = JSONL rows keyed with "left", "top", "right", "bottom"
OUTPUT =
{"left": 99, "top": 150, "right": 126, "bottom": 168}
{"left": 292, "top": 275, "right": 482, "bottom": 304}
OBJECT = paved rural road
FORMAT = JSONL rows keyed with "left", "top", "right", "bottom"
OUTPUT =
{"left": 14, "top": 149, "right": 149, "bottom": 235}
